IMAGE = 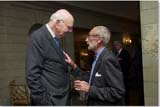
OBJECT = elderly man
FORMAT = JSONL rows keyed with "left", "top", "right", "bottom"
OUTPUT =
{"left": 26, "top": 9, "right": 74, "bottom": 105}
{"left": 65, "top": 26, "right": 125, "bottom": 105}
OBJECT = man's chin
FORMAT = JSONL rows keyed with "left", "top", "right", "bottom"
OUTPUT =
{"left": 88, "top": 46, "right": 93, "bottom": 51}
{"left": 88, "top": 45, "right": 97, "bottom": 51}
{"left": 59, "top": 34, "right": 64, "bottom": 38}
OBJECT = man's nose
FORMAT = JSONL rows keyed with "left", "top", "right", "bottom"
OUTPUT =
{"left": 85, "top": 37, "right": 88, "bottom": 42}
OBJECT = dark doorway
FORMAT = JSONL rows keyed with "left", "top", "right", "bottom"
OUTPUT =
{"left": 28, "top": 23, "right": 43, "bottom": 36}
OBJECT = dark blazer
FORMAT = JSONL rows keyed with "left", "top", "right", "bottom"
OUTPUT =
{"left": 117, "top": 49, "right": 131, "bottom": 87}
{"left": 25, "top": 25, "right": 70, "bottom": 105}
{"left": 87, "top": 47, "right": 125, "bottom": 106}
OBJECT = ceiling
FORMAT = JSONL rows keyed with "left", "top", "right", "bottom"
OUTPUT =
{"left": 58, "top": 1, "right": 140, "bottom": 22}
{"left": 22, "top": 1, "right": 140, "bottom": 23}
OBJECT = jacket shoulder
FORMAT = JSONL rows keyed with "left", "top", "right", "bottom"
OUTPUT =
{"left": 31, "top": 26, "right": 46, "bottom": 39}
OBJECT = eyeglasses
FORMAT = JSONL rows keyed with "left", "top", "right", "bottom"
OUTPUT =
{"left": 60, "top": 20, "right": 73, "bottom": 32}
{"left": 86, "top": 34, "right": 101, "bottom": 41}
{"left": 87, "top": 34, "right": 99, "bottom": 38}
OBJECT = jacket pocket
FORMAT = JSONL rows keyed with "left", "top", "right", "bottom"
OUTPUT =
{"left": 31, "top": 92, "right": 51, "bottom": 105}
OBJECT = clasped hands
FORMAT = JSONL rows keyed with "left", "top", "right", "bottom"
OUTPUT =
{"left": 64, "top": 52, "right": 90, "bottom": 93}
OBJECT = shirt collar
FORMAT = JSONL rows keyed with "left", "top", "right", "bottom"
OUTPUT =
{"left": 95, "top": 47, "right": 105, "bottom": 60}
{"left": 46, "top": 24, "right": 56, "bottom": 38}
{"left": 118, "top": 48, "right": 122, "bottom": 54}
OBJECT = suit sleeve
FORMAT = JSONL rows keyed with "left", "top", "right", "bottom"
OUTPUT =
{"left": 88, "top": 55, "right": 125, "bottom": 102}
{"left": 25, "top": 36, "right": 46, "bottom": 95}
{"left": 71, "top": 67, "right": 82, "bottom": 79}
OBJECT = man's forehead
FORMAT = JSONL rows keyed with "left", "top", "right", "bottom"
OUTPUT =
{"left": 65, "top": 18, "right": 74, "bottom": 24}
{"left": 89, "top": 29, "right": 96, "bottom": 35}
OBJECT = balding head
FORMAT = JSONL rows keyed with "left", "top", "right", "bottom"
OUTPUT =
{"left": 50, "top": 9, "right": 74, "bottom": 27}
{"left": 55, "top": 9, "right": 73, "bottom": 20}
{"left": 48, "top": 9, "right": 74, "bottom": 37}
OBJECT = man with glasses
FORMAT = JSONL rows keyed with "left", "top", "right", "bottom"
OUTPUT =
{"left": 65, "top": 26, "right": 125, "bottom": 105}
{"left": 26, "top": 9, "right": 74, "bottom": 105}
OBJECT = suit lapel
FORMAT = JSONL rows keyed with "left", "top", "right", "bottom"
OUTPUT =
{"left": 90, "top": 48, "right": 108, "bottom": 84}
{"left": 44, "top": 26, "right": 66, "bottom": 65}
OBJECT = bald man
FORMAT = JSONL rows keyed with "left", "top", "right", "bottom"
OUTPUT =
{"left": 26, "top": 9, "right": 74, "bottom": 105}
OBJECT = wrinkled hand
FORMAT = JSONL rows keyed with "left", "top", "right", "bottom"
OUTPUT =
{"left": 74, "top": 80, "right": 90, "bottom": 93}
{"left": 64, "top": 52, "right": 77, "bottom": 69}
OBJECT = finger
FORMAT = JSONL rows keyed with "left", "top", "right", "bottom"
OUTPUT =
{"left": 74, "top": 85, "right": 80, "bottom": 88}
{"left": 64, "top": 52, "right": 70, "bottom": 59}
{"left": 63, "top": 51, "right": 68, "bottom": 56}
{"left": 65, "top": 59, "right": 68, "bottom": 62}
{"left": 74, "top": 84, "right": 81, "bottom": 88}
{"left": 63, "top": 52, "right": 67, "bottom": 57}
{"left": 82, "top": 81, "right": 89, "bottom": 85}
{"left": 74, "top": 86, "right": 80, "bottom": 89}
{"left": 64, "top": 52, "right": 70, "bottom": 60}
{"left": 74, "top": 83, "right": 81, "bottom": 87}
{"left": 75, "top": 87, "right": 81, "bottom": 91}
{"left": 74, "top": 80, "right": 81, "bottom": 83}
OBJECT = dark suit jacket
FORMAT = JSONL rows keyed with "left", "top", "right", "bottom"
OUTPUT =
{"left": 87, "top": 47, "right": 125, "bottom": 105}
{"left": 25, "top": 25, "right": 70, "bottom": 105}
{"left": 117, "top": 49, "right": 131, "bottom": 87}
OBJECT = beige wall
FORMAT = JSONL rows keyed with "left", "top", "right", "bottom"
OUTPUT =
{"left": 140, "top": 1, "right": 158, "bottom": 105}
{"left": 0, "top": 2, "right": 51, "bottom": 105}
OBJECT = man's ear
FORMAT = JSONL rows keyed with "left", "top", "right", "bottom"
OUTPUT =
{"left": 98, "top": 37, "right": 102, "bottom": 43}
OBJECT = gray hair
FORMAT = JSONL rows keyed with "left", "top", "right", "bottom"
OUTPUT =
{"left": 93, "top": 26, "right": 111, "bottom": 45}
{"left": 50, "top": 13, "right": 64, "bottom": 21}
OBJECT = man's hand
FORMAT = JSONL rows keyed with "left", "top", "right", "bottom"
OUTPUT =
{"left": 74, "top": 80, "right": 90, "bottom": 93}
{"left": 64, "top": 52, "right": 77, "bottom": 69}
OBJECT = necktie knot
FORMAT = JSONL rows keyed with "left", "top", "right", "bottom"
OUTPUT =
{"left": 54, "top": 37, "right": 61, "bottom": 48}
